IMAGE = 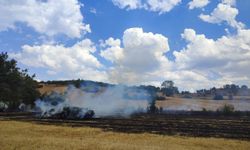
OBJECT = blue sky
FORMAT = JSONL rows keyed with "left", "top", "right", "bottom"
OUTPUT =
{"left": 0, "top": 0, "right": 249, "bottom": 90}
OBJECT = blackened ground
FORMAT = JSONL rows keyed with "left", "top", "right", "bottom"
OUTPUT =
{"left": 0, "top": 112, "right": 250, "bottom": 140}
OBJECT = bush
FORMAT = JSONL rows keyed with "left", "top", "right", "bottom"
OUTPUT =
{"left": 147, "top": 100, "right": 159, "bottom": 113}
{"left": 217, "top": 104, "right": 234, "bottom": 115}
{"left": 202, "top": 108, "right": 207, "bottom": 112}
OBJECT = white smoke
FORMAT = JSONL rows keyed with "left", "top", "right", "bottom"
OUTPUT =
{"left": 35, "top": 85, "right": 148, "bottom": 117}
{"left": 0, "top": 101, "right": 8, "bottom": 111}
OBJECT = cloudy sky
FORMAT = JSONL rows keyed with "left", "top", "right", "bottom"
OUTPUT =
{"left": 0, "top": 0, "right": 250, "bottom": 91}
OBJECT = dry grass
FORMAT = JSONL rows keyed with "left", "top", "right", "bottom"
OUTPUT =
{"left": 38, "top": 84, "right": 67, "bottom": 95}
{"left": 156, "top": 97, "right": 250, "bottom": 111}
{"left": 0, "top": 120, "right": 249, "bottom": 150}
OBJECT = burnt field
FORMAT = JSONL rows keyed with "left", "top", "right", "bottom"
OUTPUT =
{"left": 1, "top": 112, "right": 250, "bottom": 140}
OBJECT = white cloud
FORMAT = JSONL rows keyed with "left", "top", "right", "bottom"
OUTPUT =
{"left": 99, "top": 26, "right": 250, "bottom": 90}
{"left": 90, "top": 8, "right": 97, "bottom": 14}
{"left": 10, "top": 39, "right": 107, "bottom": 81}
{"left": 222, "top": 0, "right": 236, "bottom": 6}
{"left": 188, "top": 0, "right": 210, "bottom": 9}
{"left": 121, "top": 28, "right": 170, "bottom": 72}
{"left": 199, "top": 2, "right": 244, "bottom": 29}
{"left": 146, "top": 0, "right": 182, "bottom": 14}
{"left": 0, "top": 0, "right": 90, "bottom": 38}
{"left": 111, "top": 0, "right": 181, "bottom": 14}
{"left": 100, "top": 38, "right": 123, "bottom": 63}
{"left": 101, "top": 27, "right": 171, "bottom": 84}
{"left": 112, "top": 0, "right": 142, "bottom": 10}
{"left": 173, "top": 28, "right": 250, "bottom": 86}
{"left": 11, "top": 25, "right": 250, "bottom": 90}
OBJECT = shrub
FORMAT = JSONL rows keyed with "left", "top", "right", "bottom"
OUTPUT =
{"left": 202, "top": 108, "right": 207, "bottom": 112}
{"left": 217, "top": 104, "right": 235, "bottom": 115}
{"left": 147, "top": 100, "right": 159, "bottom": 113}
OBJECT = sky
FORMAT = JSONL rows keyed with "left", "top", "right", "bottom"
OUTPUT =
{"left": 0, "top": 0, "right": 250, "bottom": 91}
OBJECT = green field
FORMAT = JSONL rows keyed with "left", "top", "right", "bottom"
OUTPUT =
{"left": 0, "top": 120, "right": 249, "bottom": 150}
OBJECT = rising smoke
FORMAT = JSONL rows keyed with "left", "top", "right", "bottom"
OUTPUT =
{"left": 35, "top": 85, "right": 149, "bottom": 118}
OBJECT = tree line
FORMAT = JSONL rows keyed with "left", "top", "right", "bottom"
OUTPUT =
{"left": 0, "top": 52, "right": 40, "bottom": 111}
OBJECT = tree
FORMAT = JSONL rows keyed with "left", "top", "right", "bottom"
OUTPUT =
{"left": 0, "top": 52, "right": 40, "bottom": 110}
{"left": 147, "top": 99, "right": 158, "bottom": 113}
{"left": 161, "top": 80, "right": 174, "bottom": 89}
{"left": 241, "top": 85, "right": 248, "bottom": 90}
{"left": 74, "top": 78, "right": 81, "bottom": 88}
{"left": 161, "top": 80, "right": 179, "bottom": 96}
{"left": 223, "top": 84, "right": 239, "bottom": 95}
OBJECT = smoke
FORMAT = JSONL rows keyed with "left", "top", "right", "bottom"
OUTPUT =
{"left": 35, "top": 85, "right": 148, "bottom": 118}
{"left": 0, "top": 101, "right": 8, "bottom": 111}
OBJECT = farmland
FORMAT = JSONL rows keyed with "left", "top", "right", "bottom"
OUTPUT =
{"left": 0, "top": 119, "right": 250, "bottom": 150}
{"left": 1, "top": 112, "right": 250, "bottom": 139}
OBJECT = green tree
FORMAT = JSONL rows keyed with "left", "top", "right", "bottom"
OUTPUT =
{"left": 161, "top": 80, "right": 179, "bottom": 96}
{"left": 0, "top": 52, "right": 40, "bottom": 110}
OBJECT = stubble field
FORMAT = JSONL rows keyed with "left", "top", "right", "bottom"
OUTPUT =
{"left": 0, "top": 120, "right": 250, "bottom": 150}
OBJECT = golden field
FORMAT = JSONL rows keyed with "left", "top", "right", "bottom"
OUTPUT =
{"left": 0, "top": 120, "right": 249, "bottom": 150}
{"left": 38, "top": 84, "right": 67, "bottom": 95}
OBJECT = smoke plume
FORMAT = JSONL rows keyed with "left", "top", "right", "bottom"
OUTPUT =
{"left": 35, "top": 85, "right": 148, "bottom": 118}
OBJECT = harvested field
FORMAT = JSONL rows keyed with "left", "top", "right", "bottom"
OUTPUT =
{"left": 38, "top": 84, "right": 67, "bottom": 95}
{"left": 157, "top": 97, "right": 250, "bottom": 111}
{"left": 1, "top": 112, "right": 250, "bottom": 140}
{"left": 1, "top": 120, "right": 250, "bottom": 150}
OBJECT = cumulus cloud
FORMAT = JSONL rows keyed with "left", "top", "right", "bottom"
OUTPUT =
{"left": 188, "top": 0, "right": 210, "bottom": 9}
{"left": 2, "top": 0, "right": 248, "bottom": 91}
{"left": 11, "top": 26, "right": 250, "bottom": 90}
{"left": 146, "top": 0, "right": 182, "bottom": 14}
{"left": 199, "top": 2, "right": 244, "bottom": 29}
{"left": 173, "top": 28, "right": 250, "bottom": 86}
{"left": 100, "top": 28, "right": 171, "bottom": 84}
{"left": 0, "top": 0, "right": 90, "bottom": 38}
{"left": 99, "top": 26, "right": 250, "bottom": 90}
{"left": 10, "top": 39, "right": 107, "bottom": 81}
{"left": 111, "top": 0, "right": 181, "bottom": 14}
{"left": 100, "top": 38, "right": 123, "bottom": 63}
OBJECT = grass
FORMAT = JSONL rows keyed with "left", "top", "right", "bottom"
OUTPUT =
{"left": 0, "top": 120, "right": 249, "bottom": 150}
{"left": 38, "top": 84, "right": 67, "bottom": 95}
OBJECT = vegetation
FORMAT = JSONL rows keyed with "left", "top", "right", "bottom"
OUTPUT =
{"left": 41, "top": 79, "right": 114, "bottom": 88}
{"left": 147, "top": 99, "right": 159, "bottom": 113}
{"left": 217, "top": 104, "right": 235, "bottom": 115}
{"left": 197, "top": 84, "right": 250, "bottom": 97}
{"left": 161, "top": 80, "right": 179, "bottom": 96}
{"left": 0, "top": 120, "right": 249, "bottom": 150}
{"left": 0, "top": 52, "right": 40, "bottom": 110}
